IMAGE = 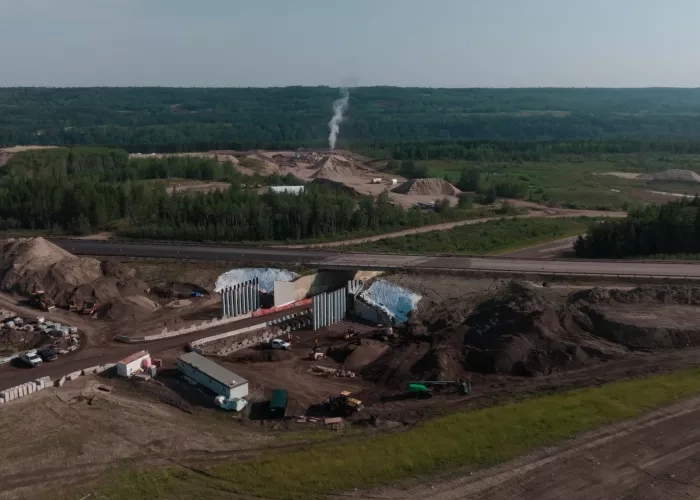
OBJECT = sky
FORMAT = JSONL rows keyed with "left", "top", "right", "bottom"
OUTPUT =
{"left": 0, "top": 0, "right": 698, "bottom": 87}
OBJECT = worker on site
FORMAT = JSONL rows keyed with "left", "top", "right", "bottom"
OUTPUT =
{"left": 287, "top": 332, "right": 293, "bottom": 343}
{"left": 314, "top": 338, "right": 319, "bottom": 349}
{"left": 296, "top": 335, "right": 301, "bottom": 344}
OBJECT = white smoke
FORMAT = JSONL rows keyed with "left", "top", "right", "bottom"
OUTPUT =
{"left": 328, "top": 87, "right": 350, "bottom": 151}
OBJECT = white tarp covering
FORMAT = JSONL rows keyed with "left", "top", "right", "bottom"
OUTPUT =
{"left": 215, "top": 268, "right": 299, "bottom": 294}
{"left": 359, "top": 279, "right": 421, "bottom": 324}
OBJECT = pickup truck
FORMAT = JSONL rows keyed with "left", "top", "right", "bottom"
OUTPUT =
{"left": 20, "top": 350, "right": 43, "bottom": 367}
{"left": 270, "top": 339, "right": 291, "bottom": 350}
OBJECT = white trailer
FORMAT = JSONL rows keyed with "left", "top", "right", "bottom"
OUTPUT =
{"left": 116, "top": 350, "right": 151, "bottom": 378}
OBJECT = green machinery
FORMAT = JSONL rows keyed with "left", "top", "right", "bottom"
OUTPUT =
{"left": 407, "top": 380, "right": 472, "bottom": 398}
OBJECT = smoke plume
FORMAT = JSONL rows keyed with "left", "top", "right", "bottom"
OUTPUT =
{"left": 328, "top": 87, "right": 350, "bottom": 151}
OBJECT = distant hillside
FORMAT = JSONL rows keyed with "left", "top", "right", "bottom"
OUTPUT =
{"left": 3, "top": 87, "right": 700, "bottom": 150}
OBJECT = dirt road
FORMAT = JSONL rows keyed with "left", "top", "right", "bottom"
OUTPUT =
{"left": 0, "top": 302, "right": 309, "bottom": 392}
{"left": 278, "top": 208, "right": 625, "bottom": 249}
{"left": 500, "top": 235, "right": 579, "bottom": 258}
{"left": 342, "top": 392, "right": 700, "bottom": 500}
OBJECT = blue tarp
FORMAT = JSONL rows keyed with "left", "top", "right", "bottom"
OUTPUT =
{"left": 215, "top": 268, "right": 299, "bottom": 294}
{"left": 359, "top": 279, "right": 422, "bottom": 324}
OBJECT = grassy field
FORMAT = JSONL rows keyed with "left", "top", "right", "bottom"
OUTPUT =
{"left": 393, "top": 154, "right": 700, "bottom": 211}
{"left": 346, "top": 217, "right": 590, "bottom": 255}
{"left": 70, "top": 368, "right": 700, "bottom": 500}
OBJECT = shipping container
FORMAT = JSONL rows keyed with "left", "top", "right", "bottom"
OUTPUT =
{"left": 268, "top": 389, "right": 288, "bottom": 418}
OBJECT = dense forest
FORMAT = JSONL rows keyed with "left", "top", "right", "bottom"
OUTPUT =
{"left": 0, "top": 148, "right": 482, "bottom": 240}
{"left": 574, "top": 199, "right": 700, "bottom": 258}
{"left": 4, "top": 87, "right": 700, "bottom": 150}
{"left": 367, "top": 139, "right": 700, "bottom": 161}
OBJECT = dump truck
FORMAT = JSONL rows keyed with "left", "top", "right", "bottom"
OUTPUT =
{"left": 30, "top": 290, "right": 55, "bottom": 311}
{"left": 324, "top": 391, "right": 363, "bottom": 416}
{"left": 406, "top": 380, "right": 472, "bottom": 398}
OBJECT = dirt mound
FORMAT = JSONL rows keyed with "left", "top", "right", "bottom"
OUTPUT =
{"left": 310, "top": 178, "right": 363, "bottom": 197}
{"left": 326, "top": 340, "right": 390, "bottom": 372}
{"left": 649, "top": 169, "right": 700, "bottom": 183}
{"left": 0, "top": 238, "right": 103, "bottom": 303}
{"left": 99, "top": 295, "right": 160, "bottom": 321}
{"left": 571, "top": 285, "right": 700, "bottom": 349}
{"left": 0, "top": 237, "right": 152, "bottom": 312}
{"left": 392, "top": 178, "right": 461, "bottom": 196}
{"left": 571, "top": 285, "right": 700, "bottom": 306}
{"left": 166, "top": 299, "right": 193, "bottom": 308}
{"left": 365, "top": 283, "right": 631, "bottom": 385}
{"left": 311, "top": 155, "right": 364, "bottom": 179}
{"left": 227, "top": 349, "right": 294, "bottom": 363}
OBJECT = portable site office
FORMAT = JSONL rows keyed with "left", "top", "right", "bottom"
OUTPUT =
{"left": 176, "top": 352, "right": 249, "bottom": 400}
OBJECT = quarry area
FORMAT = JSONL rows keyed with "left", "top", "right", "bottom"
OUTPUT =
{"left": 129, "top": 148, "right": 463, "bottom": 207}
{"left": 4, "top": 237, "right": 700, "bottom": 498}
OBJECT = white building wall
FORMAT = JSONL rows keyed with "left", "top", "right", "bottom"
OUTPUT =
{"left": 230, "top": 383, "right": 249, "bottom": 400}
{"left": 117, "top": 353, "right": 150, "bottom": 377}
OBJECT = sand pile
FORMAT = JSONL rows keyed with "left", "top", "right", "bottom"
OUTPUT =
{"left": 392, "top": 178, "right": 461, "bottom": 196}
{"left": 648, "top": 169, "right": 700, "bottom": 183}
{"left": 99, "top": 295, "right": 160, "bottom": 321}
{"left": 0, "top": 237, "right": 150, "bottom": 309}
{"left": 311, "top": 155, "right": 364, "bottom": 179}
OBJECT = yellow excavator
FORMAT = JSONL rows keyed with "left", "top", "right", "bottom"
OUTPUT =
{"left": 324, "top": 391, "right": 363, "bottom": 416}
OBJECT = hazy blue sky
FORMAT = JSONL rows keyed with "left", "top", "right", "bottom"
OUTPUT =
{"left": 1, "top": 0, "right": 698, "bottom": 87}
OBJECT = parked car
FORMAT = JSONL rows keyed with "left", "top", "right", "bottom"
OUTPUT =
{"left": 37, "top": 348, "right": 58, "bottom": 362}
{"left": 270, "top": 339, "right": 291, "bottom": 350}
{"left": 20, "top": 350, "right": 43, "bottom": 367}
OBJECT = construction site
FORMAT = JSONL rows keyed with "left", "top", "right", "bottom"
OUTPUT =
{"left": 5, "top": 236, "right": 700, "bottom": 498}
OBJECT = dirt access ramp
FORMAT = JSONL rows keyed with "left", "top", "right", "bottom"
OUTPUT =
{"left": 347, "top": 394, "right": 700, "bottom": 500}
{"left": 0, "top": 145, "right": 58, "bottom": 167}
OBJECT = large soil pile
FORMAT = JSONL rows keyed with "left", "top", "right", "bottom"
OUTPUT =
{"left": 311, "top": 155, "right": 364, "bottom": 179}
{"left": 0, "top": 237, "right": 150, "bottom": 310}
{"left": 363, "top": 283, "right": 700, "bottom": 386}
{"left": 392, "top": 178, "right": 461, "bottom": 196}
{"left": 99, "top": 295, "right": 160, "bottom": 321}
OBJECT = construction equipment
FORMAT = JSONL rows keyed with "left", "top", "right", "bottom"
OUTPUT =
{"left": 30, "top": 290, "right": 55, "bottom": 311}
{"left": 308, "top": 346, "right": 324, "bottom": 360}
{"left": 372, "top": 325, "right": 397, "bottom": 342}
{"left": 343, "top": 328, "right": 358, "bottom": 340}
{"left": 68, "top": 299, "right": 80, "bottom": 312}
{"left": 407, "top": 380, "right": 472, "bottom": 398}
{"left": 82, "top": 300, "right": 99, "bottom": 315}
{"left": 324, "top": 391, "right": 363, "bottom": 416}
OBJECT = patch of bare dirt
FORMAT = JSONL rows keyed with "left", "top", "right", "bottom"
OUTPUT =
{"left": 227, "top": 349, "right": 295, "bottom": 363}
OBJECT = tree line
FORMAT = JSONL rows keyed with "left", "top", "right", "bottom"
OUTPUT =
{"left": 366, "top": 139, "right": 700, "bottom": 162}
{"left": 5, "top": 88, "right": 700, "bottom": 150}
{"left": 0, "top": 147, "right": 480, "bottom": 239}
{"left": 574, "top": 198, "right": 700, "bottom": 258}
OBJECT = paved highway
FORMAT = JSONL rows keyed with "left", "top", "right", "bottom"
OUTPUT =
{"left": 52, "top": 239, "right": 700, "bottom": 279}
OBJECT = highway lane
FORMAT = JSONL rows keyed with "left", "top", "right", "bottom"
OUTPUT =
{"left": 51, "top": 239, "right": 700, "bottom": 279}
{"left": 0, "top": 306, "right": 309, "bottom": 392}
{"left": 52, "top": 239, "right": 335, "bottom": 262}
